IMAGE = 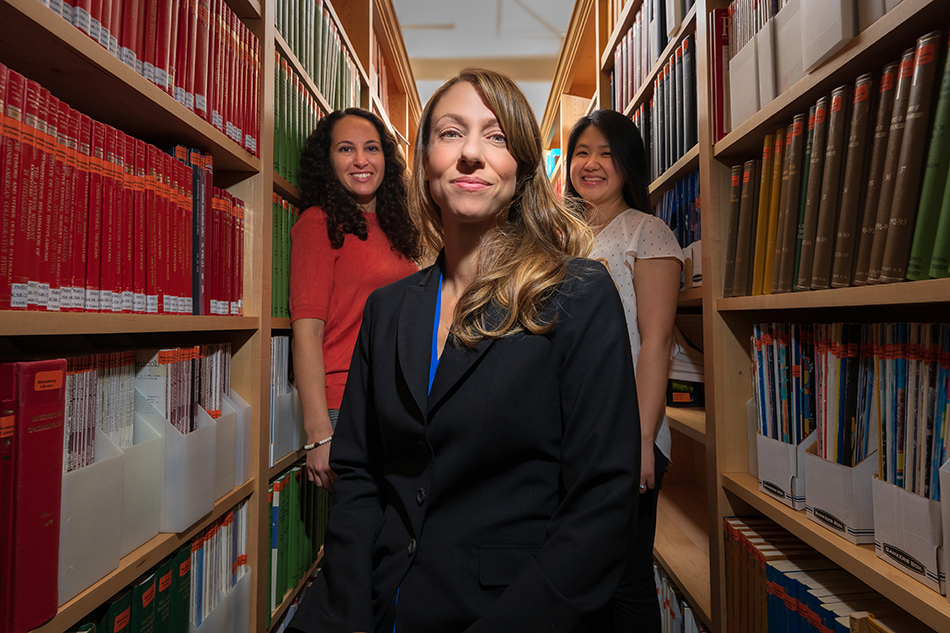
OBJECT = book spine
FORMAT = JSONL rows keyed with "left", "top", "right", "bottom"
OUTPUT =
{"left": 796, "top": 102, "right": 826, "bottom": 291}
{"left": 880, "top": 31, "right": 945, "bottom": 282}
{"left": 853, "top": 61, "right": 899, "bottom": 285}
{"left": 811, "top": 85, "right": 851, "bottom": 290}
{"left": 908, "top": 32, "right": 950, "bottom": 280}
{"left": 59, "top": 105, "right": 79, "bottom": 312}
{"left": 722, "top": 163, "right": 743, "bottom": 297}
{"left": 1, "top": 71, "right": 25, "bottom": 311}
{"left": 831, "top": 73, "right": 875, "bottom": 287}
{"left": 47, "top": 99, "right": 69, "bottom": 313}
{"left": 867, "top": 48, "right": 917, "bottom": 283}
{"left": 769, "top": 126, "right": 793, "bottom": 293}
{"left": 121, "top": 135, "right": 134, "bottom": 313}
{"left": 99, "top": 125, "right": 117, "bottom": 313}
{"left": 85, "top": 120, "right": 104, "bottom": 312}
{"left": 928, "top": 162, "right": 950, "bottom": 277}
{"left": 732, "top": 159, "right": 759, "bottom": 296}
{"left": 775, "top": 114, "right": 807, "bottom": 293}
{"left": 194, "top": 0, "right": 211, "bottom": 121}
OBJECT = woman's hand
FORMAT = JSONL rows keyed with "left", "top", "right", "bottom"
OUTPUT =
{"left": 306, "top": 442, "right": 337, "bottom": 491}
{"left": 640, "top": 441, "right": 655, "bottom": 493}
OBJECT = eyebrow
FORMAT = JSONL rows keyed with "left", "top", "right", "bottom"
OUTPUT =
{"left": 433, "top": 113, "right": 501, "bottom": 129}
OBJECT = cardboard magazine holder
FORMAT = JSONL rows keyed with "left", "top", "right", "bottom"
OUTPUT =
{"left": 135, "top": 389, "right": 216, "bottom": 533}
{"left": 756, "top": 19, "right": 777, "bottom": 109}
{"left": 273, "top": 383, "right": 304, "bottom": 465}
{"left": 804, "top": 443, "right": 877, "bottom": 544}
{"left": 757, "top": 431, "right": 816, "bottom": 510}
{"left": 59, "top": 428, "right": 124, "bottom": 605}
{"left": 774, "top": 0, "right": 805, "bottom": 95}
{"left": 213, "top": 397, "right": 237, "bottom": 501}
{"left": 856, "top": 0, "right": 886, "bottom": 32}
{"left": 730, "top": 37, "right": 760, "bottom": 131}
{"left": 187, "top": 571, "right": 251, "bottom": 633}
{"left": 801, "top": 0, "right": 855, "bottom": 73}
{"left": 872, "top": 475, "right": 944, "bottom": 594}
{"left": 939, "top": 459, "right": 950, "bottom": 605}
{"left": 224, "top": 389, "right": 252, "bottom": 486}
{"left": 120, "top": 413, "right": 164, "bottom": 558}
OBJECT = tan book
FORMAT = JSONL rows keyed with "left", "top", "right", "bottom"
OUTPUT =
{"left": 853, "top": 62, "right": 899, "bottom": 285}
{"left": 771, "top": 126, "right": 795, "bottom": 293}
{"left": 733, "top": 159, "right": 760, "bottom": 296}
{"left": 831, "top": 73, "right": 875, "bottom": 287}
{"left": 723, "top": 163, "right": 744, "bottom": 297}
{"left": 751, "top": 134, "right": 774, "bottom": 295}
{"left": 866, "top": 48, "right": 916, "bottom": 283}
{"left": 811, "top": 85, "right": 851, "bottom": 290}
{"left": 796, "top": 98, "right": 829, "bottom": 290}
{"left": 880, "top": 31, "right": 945, "bottom": 282}
{"left": 775, "top": 113, "right": 808, "bottom": 293}
{"left": 762, "top": 128, "right": 786, "bottom": 295}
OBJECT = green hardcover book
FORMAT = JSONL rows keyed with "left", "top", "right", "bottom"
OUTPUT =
{"left": 908, "top": 31, "right": 950, "bottom": 280}
{"left": 928, "top": 165, "right": 950, "bottom": 278}
{"left": 277, "top": 473, "right": 290, "bottom": 602}
{"left": 287, "top": 467, "right": 299, "bottom": 589}
{"left": 67, "top": 621, "right": 97, "bottom": 632}
{"left": 268, "top": 482, "right": 275, "bottom": 623}
{"left": 98, "top": 590, "right": 132, "bottom": 633}
{"left": 169, "top": 544, "right": 191, "bottom": 633}
{"left": 272, "top": 194, "right": 279, "bottom": 317}
{"left": 301, "top": 471, "right": 314, "bottom": 568}
{"left": 152, "top": 557, "right": 173, "bottom": 633}
{"left": 130, "top": 573, "right": 156, "bottom": 633}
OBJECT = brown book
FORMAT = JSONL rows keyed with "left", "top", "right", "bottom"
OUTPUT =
{"left": 762, "top": 128, "right": 786, "bottom": 295}
{"left": 751, "top": 134, "right": 775, "bottom": 295}
{"left": 771, "top": 126, "right": 795, "bottom": 293}
{"left": 733, "top": 159, "right": 761, "bottom": 296}
{"left": 866, "top": 48, "right": 916, "bottom": 283}
{"left": 811, "top": 85, "right": 851, "bottom": 290}
{"left": 831, "top": 73, "right": 875, "bottom": 287}
{"left": 880, "top": 31, "right": 945, "bottom": 282}
{"left": 795, "top": 99, "right": 828, "bottom": 290}
{"left": 853, "top": 61, "right": 899, "bottom": 285}
{"left": 775, "top": 113, "right": 808, "bottom": 293}
{"left": 723, "top": 164, "right": 744, "bottom": 297}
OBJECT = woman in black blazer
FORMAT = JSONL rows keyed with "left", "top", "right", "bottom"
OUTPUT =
{"left": 290, "top": 68, "right": 642, "bottom": 633}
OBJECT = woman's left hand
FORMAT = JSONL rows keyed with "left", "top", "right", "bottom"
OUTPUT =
{"left": 640, "top": 442, "right": 655, "bottom": 494}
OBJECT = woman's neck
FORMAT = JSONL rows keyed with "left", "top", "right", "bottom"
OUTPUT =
{"left": 357, "top": 197, "right": 377, "bottom": 215}
{"left": 440, "top": 225, "right": 481, "bottom": 300}
{"left": 586, "top": 197, "right": 628, "bottom": 235}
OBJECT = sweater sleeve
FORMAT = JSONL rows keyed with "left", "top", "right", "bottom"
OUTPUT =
{"left": 289, "top": 208, "right": 335, "bottom": 323}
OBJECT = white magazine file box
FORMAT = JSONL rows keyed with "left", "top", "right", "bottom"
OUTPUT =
{"left": 273, "top": 383, "right": 304, "bottom": 464}
{"left": 804, "top": 443, "right": 877, "bottom": 544}
{"left": 801, "top": 0, "right": 856, "bottom": 74}
{"left": 730, "top": 37, "right": 760, "bottom": 131}
{"left": 224, "top": 389, "right": 252, "bottom": 486}
{"left": 774, "top": 0, "right": 805, "bottom": 95}
{"left": 757, "top": 431, "right": 816, "bottom": 510}
{"left": 756, "top": 19, "right": 777, "bottom": 108}
{"left": 187, "top": 571, "right": 251, "bottom": 633}
{"left": 213, "top": 396, "right": 237, "bottom": 501}
{"left": 120, "top": 413, "right": 164, "bottom": 557}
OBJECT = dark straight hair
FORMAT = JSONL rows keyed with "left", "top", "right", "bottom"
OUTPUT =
{"left": 563, "top": 109, "right": 652, "bottom": 216}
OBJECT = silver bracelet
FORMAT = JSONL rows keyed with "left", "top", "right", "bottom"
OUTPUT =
{"left": 303, "top": 435, "right": 333, "bottom": 451}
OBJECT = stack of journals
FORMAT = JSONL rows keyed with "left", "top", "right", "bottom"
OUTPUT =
{"left": 751, "top": 323, "right": 816, "bottom": 446}
{"left": 654, "top": 168, "right": 701, "bottom": 249}
{"left": 670, "top": 325, "right": 704, "bottom": 384}
{"left": 275, "top": 53, "right": 325, "bottom": 189}
{"left": 40, "top": 0, "right": 261, "bottom": 156}
{"left": 722, "top": 27, "right": 950, "bottom": 297}
{"left": 273, "top": 194, "right": 301, "bottom": 320}
{"left": 270, "top": 335, "right": 294, "bottom": 466}
{"left": 655, "top": 560, "right": 709, "bottom": 633}
{"left": 275, "top": 0, "right": 362, "bottom": 112}
{"left": 0, "top": 64, "right": 247, "bottom": 315}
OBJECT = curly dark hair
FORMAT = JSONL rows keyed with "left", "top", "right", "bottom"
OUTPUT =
{"left": 298, "top": 108, "right": 421, "bottom": 260}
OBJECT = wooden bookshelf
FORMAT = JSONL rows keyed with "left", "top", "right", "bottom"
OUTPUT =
{"left": 649, "top": 143, "right": 700, "bottom": 202}
{"left": 268, "top": 548, "right": 325, "bottom": 632}
{"left": 274, "top": 31, "right": 334, "bottom": 115}
{"left": 717, "top": 277, "right": 950, "bottom": 312}
{"left": 678, "top": 286, "right": 703, "bottom": 308}
{"left": 667, "top": 407, "right": 706, "bottom": 444}
{"left": 272, "top": 318, "right": 293, "bottom": 331}
{"left": 273, "top": 172, "right": 302, "bottom": 206}
{"left": 0, "top": 313, "right": 259, "bottom": 337}
{"left": 270, "top": 449, "right": 306, "bottom": 481}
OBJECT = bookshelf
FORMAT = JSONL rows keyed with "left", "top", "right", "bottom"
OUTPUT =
{"left": 546, "top": 0, "right": 950, "bottom": 631}
{"left": 0, "top": 1, "right": 420, "bottom": 632}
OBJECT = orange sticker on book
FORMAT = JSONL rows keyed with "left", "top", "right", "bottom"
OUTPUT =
{"left": 880, "top": 73, "right": 894, "bottom": 91}
{"left": 180, "top": 558, "right": 191, "bottom": 576}
{"left": 831, "top": 95, "right": 843, "bottom": 113}
{"left": 34, "top": 370, "right": 62, "bottom": 391}
{"left": 916, "top": 43, "right": 936, "bottom": 66}
{"left": 743, "top": 170, "right": 751, "bottom": 183}
{"left": 854, "top": 84, "right": 870, "bottom": 103}
{"left": 672, "top": 392, "right": 691, "bottom": 403}
{"left": 114, "top": 607, "right": 131, "bottom": 631}
{"left": 0, "top": 414, "right": 12, "bottom": 439}
{"left": 143, "top": 583, "right": 155, "bottom": 607}
{"left": 815, "top": 108, "right": 826, "bottom": 124}
{"left": 792, "top": 121, "right": 803, "bottom": 137}
{"left": 159, "top": 570, "right": 172, "bottom": 591}
{"left": 899, "top": 58, "right": 914, "bottom": 79}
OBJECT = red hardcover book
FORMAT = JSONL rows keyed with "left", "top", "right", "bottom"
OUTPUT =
{"left": 108, "top": 0, "right": 122, "bottom": 57}
{"left": 98, "top": 0, "right": 113, "bottom": 51}
{"left": 44, "top": 98, "right": 67, "bottom": 312}
{"left": 134, "top": 0, "right": 149, "bottom": 76}
{"left": 222, "top": 191, "right": 232, "bottom": 315}
{"left": 709, "top": 8, "right": 730, "bottom": 143}
{"left": 100, "top": 125, "right": 118, "bottom": 313}
{"left": 2, "top": 359, "right": 67, "bottom": 633}
{"left": 210, "top": 0, "right": 225, "bottom": 132}
{"left": 132, "top": 139, "right": 147, "bottom": 313}
{"left": 161, "top": 152, "right": 173, "bottom": 314}
{"left": 58, "top": 105, "right": 78, "bottom": 312}
{"left": 183, "top": 0, "right": 199, "bottom": 111}
{"left": 15, "top": 81, "right": 42, "bottom": 312}
{"left": 183, "top": 160, "right": 194, "bottom": 313}
{"left": 89, "top": 0, "right": 103, "bottom": 43}
{"left": 142, "top": 0, "right": 160, "bottom": 85}
{"left": 194, "top": 0, "right": 211, "bottom": 121}
{"left": 0, "top": 362, "right": 13, "bottom": 633}
{"left": 200, "top": 151, "right": 212, "bottom": 315}
{"left": 119, "top": 0, "right": 141, "bottom": 69}
{"left": 154, "top": 0, "right": 174, "bottom": 93}
{"left": 166, "top": 0, "right": 181, "bottom": 98}
{"left": 0, "top": 67, "right": 19, "bottom": 311}
{"left": 209, "top": 186, "right": 220, "bottom": 314}
{"left": 73, "top": 0, "right": 94, "bottom": 38}
{"left": 167, "top": 154, "right": 181, "bottom": 314}
{"left": 121, "top": 134, "right": 135, "bottom": 312}
{"left": 32, "top": 88, "right": 55, "bottom": 311}
{"left": 85, "top": 120, "right": 104, "bottom": 312}
{"left": 174, "top": 0, "right": 191, "bottom": 108}
{"left": 145, "top": 145, "right": 160, "bottom": 313}
{"left": 71, "top": 114, "right": 91, "bottom": 313}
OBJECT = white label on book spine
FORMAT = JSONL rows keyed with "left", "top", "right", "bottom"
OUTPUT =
{"left": 49, "top": 0, "right": 62, "bottom": 17}
{"left": 174, "top": 87, "right": 186, "bottom": 106}
{"left": 147, "top": 294, "right": 158, "bottom": 314}
{"left": 109, "top": 35, "right": 118, "bottom": 58}
{"left": 143, "top": 63, "right": 155, "bottom": 84}
{"left": 101, "top": 290, "right": 113, "bottom": 312}
{"left": 27, "top": 280, "right": 38, "bottom": 307}
{"left": 86, "top": 288, "right": 100, "bottom": 312}
{"left": 153, "top": 68, "right": 168, "bottom": 91}
{"left": 121, "top": 48, "right": 137, "bottom": 70}
{"left": 185, "top": 93, "right": 195, "bottom": 111}
{"left": 89, "top": 19, "right": 101, "bottom": 43}
{"left": 72, "top": 7, "right": 91, "bottom": 35}
{"left": 61, "top": 3, "right": 72, "bottom": 23}
{"left": 136, "top": 59, "right": 144, "bottom": 77}
{"left": 112, "top": 292, "right": 122, "bottom": 313}
{"left": 195, "top": 95, "right": 207, "bottom": 115}
{"left": 122, "top": 292, "right": 133, "bottom": 313}
{"left": 48, "top": 288, "right": 61, "bottom": 312}
{"left": 10, "top": 284, "right": 27, "bottom": 309}
{"left": 98, "top": 26, "right": 110, "bottom": 50}
{"left": 134, "top": 294, "right": 146, "bottom": 314}
{"left": 185, "top": 297, "right": 193, "bottom": 314}
{"left": 37, "top": 283, "right": 49, "bottom": 309}
{"left": 231, "top": 302, "right": 238, "bottom": 316}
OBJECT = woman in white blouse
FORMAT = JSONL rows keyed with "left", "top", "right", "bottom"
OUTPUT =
{"left": 565, "top": 109, "right": 683, "bottom": 633}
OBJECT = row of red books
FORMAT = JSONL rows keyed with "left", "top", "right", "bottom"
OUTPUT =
{"left": 0, "top": 64, "right": 246, "bottom": 315}
{"left": 38, "top": 0, "right": 261, "bottom": 155}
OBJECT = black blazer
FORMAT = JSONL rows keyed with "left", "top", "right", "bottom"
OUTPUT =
{"left": 290, "top": 255, "right": 641, "bottom": 633}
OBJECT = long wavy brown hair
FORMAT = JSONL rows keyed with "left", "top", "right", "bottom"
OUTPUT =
{"left": 299, "top": 108, "right": 421, "bottom": 260}
{"left": 409, "top": 68, "right": 593, "bottom": 347}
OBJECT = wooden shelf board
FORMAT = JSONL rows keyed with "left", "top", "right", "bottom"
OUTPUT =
{"left": 275, "top": 32, "right": 333, "bottom": 114}
{"left": 654, "top": 483, "right": 712, "bottom": 629}
{"left": 268, "top": 548, "right": 324, "bottom": 632}
{"left": 270, "top": 449, "right": 305, "bottom": 481}
{"left": 0, "top": 312, "right": 259, "bottom": 337}
{"left": 716, "top": 277, "right": 950, "bottom": 312}
{"left": 620, "top": 5, "right": 697, "bottom": 119}
{"left": 722, "top": 472, "right": 950, "bottom": 631}
{"left": 0, "top": 0, "right": 260, "bottom": 176}
{"left": 649, "top": 143, "right": 700, "bottom": 202}
{"left": 273, "top": 172, "right": 302, "bottom": 206}
{"left": 33, "top": 481, "right": 255, "bottom": 633}
{"left": 271, "top": 318, "right": 293, "bottom": 331}
{"left": 667, "top": 407, "right": 706, "bottom": 444}
{"left": 713, "top": 0, "right": 947, "bottom": 161}
{"left": 226, "top": 0, "right": 261, "bottom": 19}
{"left": 678, "top": 286, "right": 703, "bottom": 308}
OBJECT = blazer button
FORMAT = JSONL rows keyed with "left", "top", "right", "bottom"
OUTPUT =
{"left": 408, "top": 539, "right": 417, "bottom": 557}
{"left": 417, "top": 440, "right": 427, "bottom": 453}
{"left": 416, "top": 488, "right": 427, "bottom": 506}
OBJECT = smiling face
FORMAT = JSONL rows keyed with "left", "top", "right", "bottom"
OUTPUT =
{"left": 424, "top": 81, "right": 518, "bottom": 234}
{"left": 330, "top": 115, "right": 385, "bottom": 210}
{"left": 569, "top": 124, "right": 627, "bottom": 217}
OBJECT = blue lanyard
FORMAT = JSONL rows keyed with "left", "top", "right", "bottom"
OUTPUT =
{"left": 428, "top": 271, "right": 443, "bottom": 395}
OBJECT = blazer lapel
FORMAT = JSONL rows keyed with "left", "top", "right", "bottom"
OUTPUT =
{"left": 396, "top": 260, "right": 440, "bottom": 419}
